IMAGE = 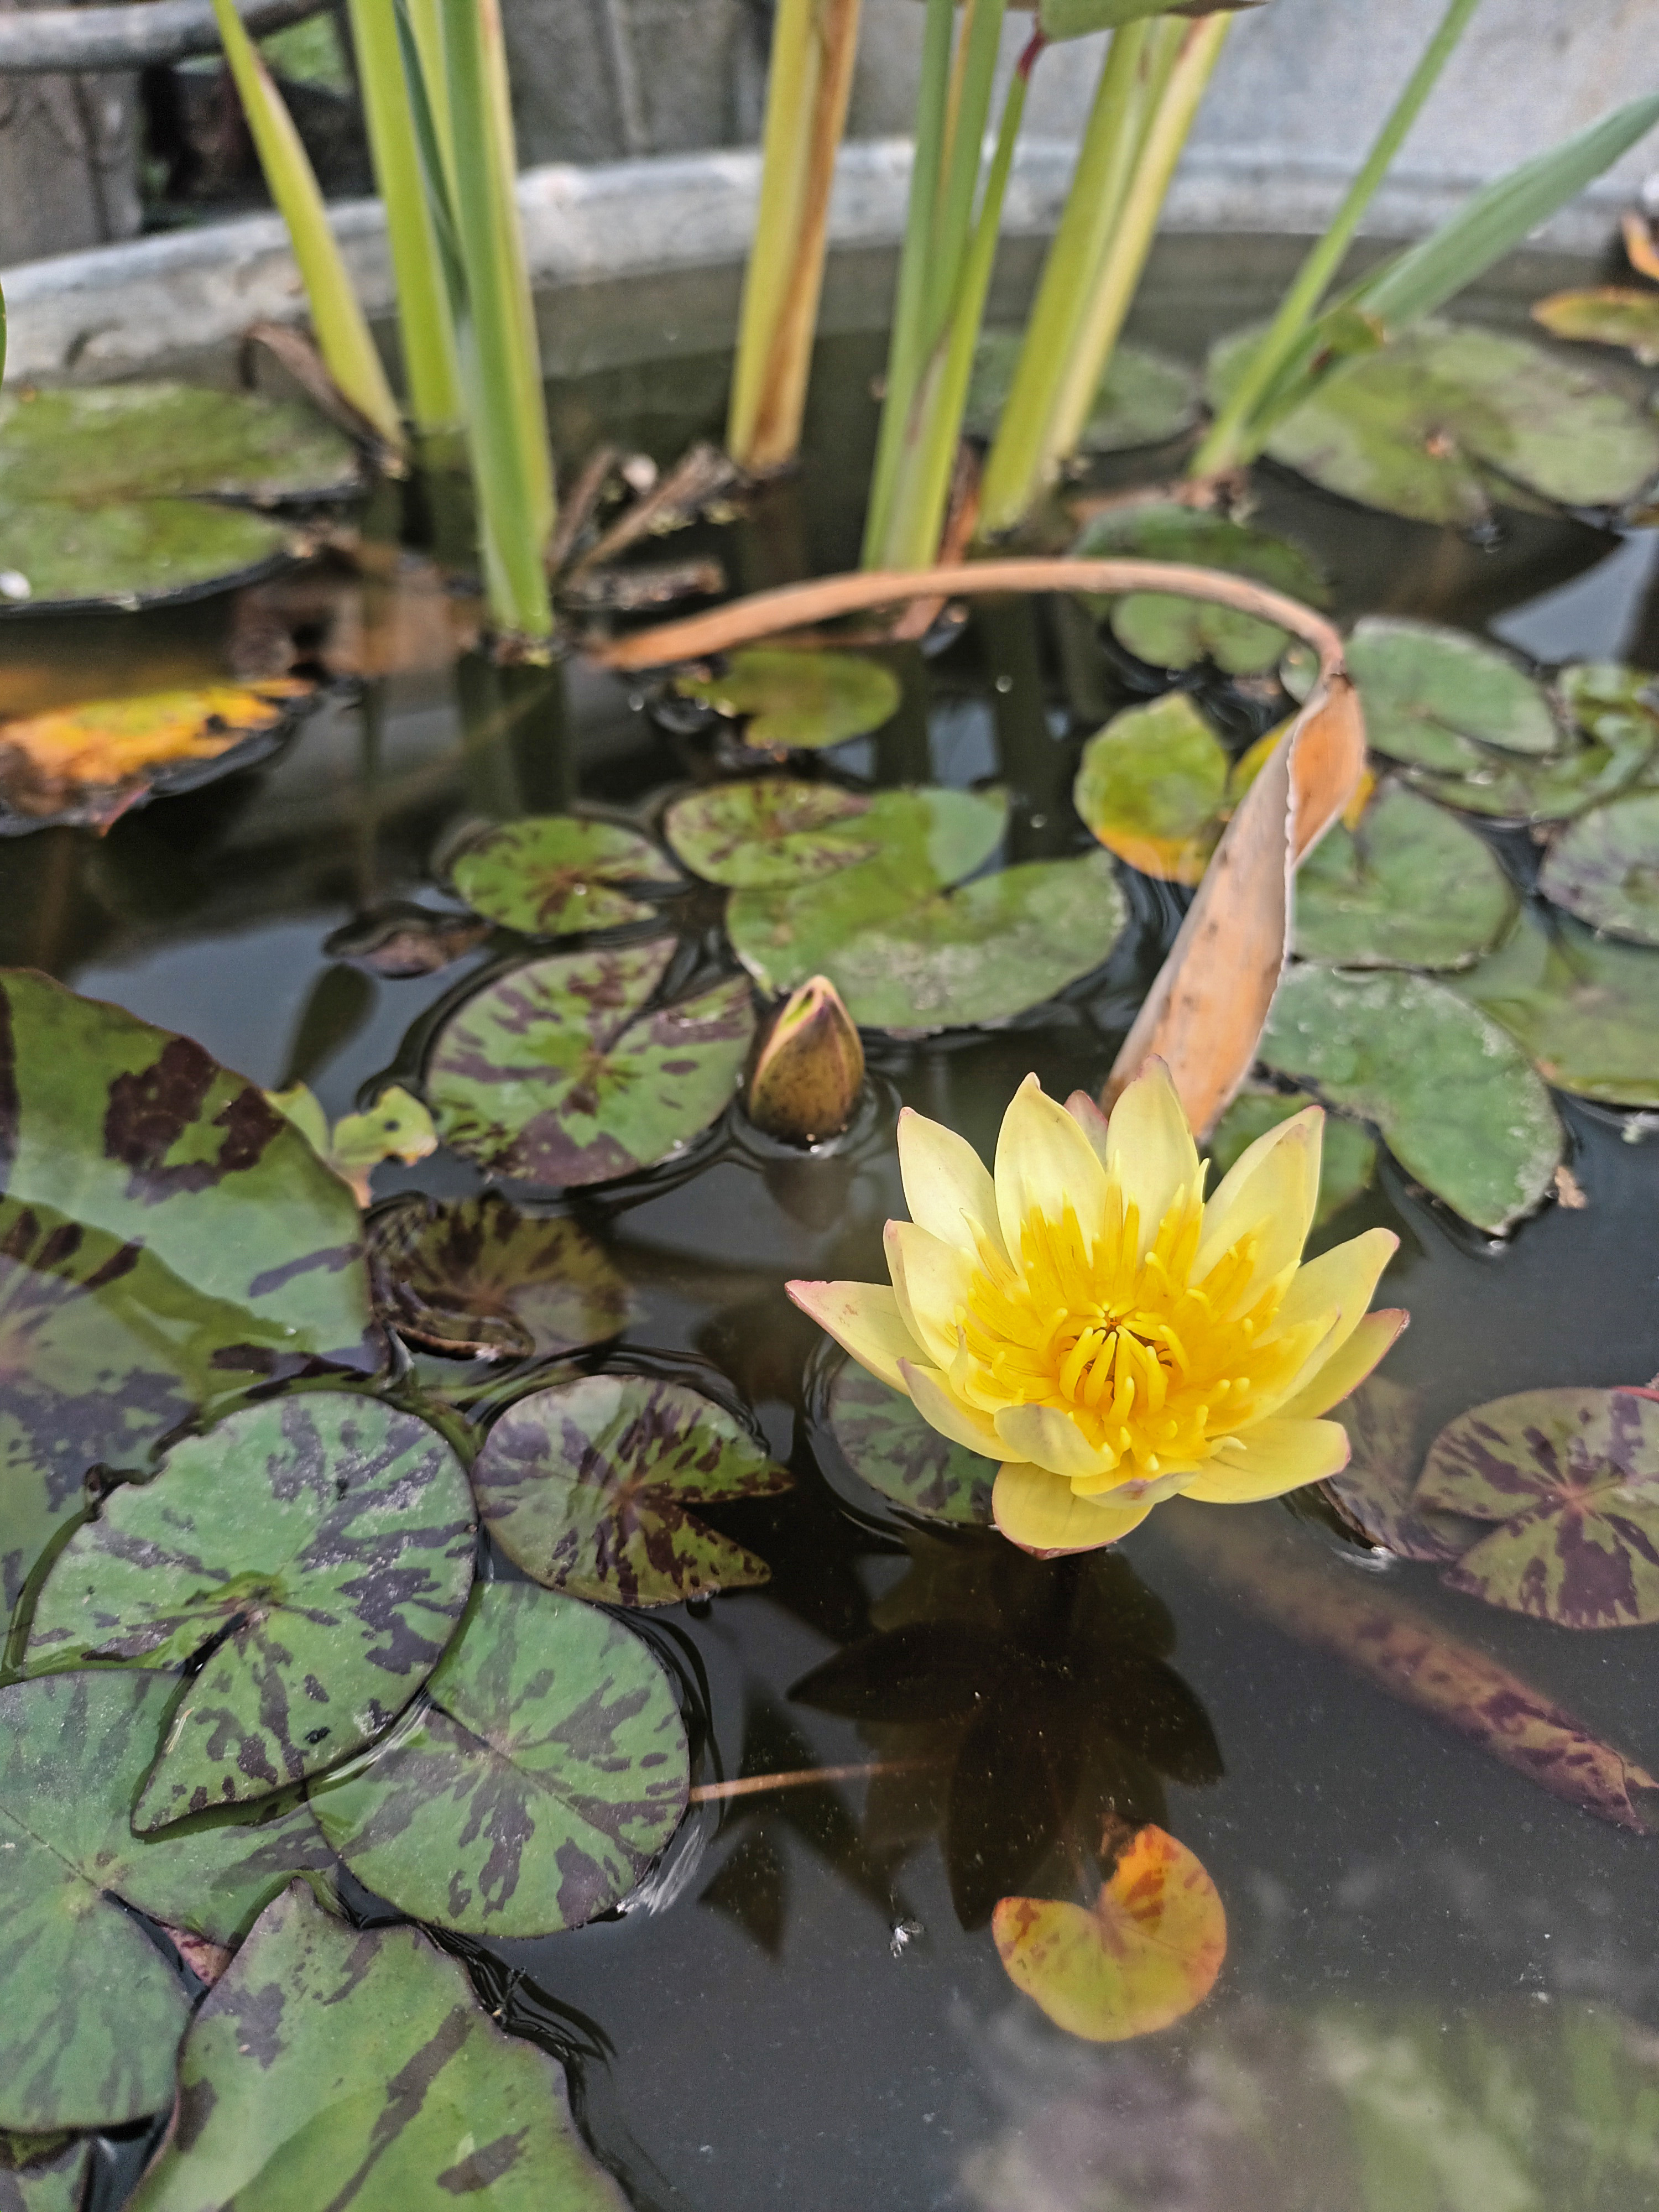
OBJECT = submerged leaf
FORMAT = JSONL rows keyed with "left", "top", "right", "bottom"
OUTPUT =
{"left": 1074, "top": 504, "right": 1330, "bottom": 675}
{"left": 1419, "top": 1387, "right": 1659, "bottom": 1628}
{"left": 1214, "top": 320, "right": 1659, "bottom": 524}
{"left": 993, "top": 1824, "right": 1227, "bottom": 2042}
{"left": 1455, "top": 907, "right": 1659, "bottom": 1105}
{"left": 1259, "top": 963, "right": 1561, "bottom": 1233}
{"left": 0, "top": 1670, "right": 332, "bottom": 2132}
{"left": 825, "top": 1361, "right": 995, "bottom": 1525}
{"left": 426, "top": 937, "right": 755, "bottom": 1186}
{"left": 472, "top": 1373, "right": 790, "bottom": 1605}
{"left": 450, "top": 815, "right": 681, "bottom": 935}
{"left": 1345, "top": 619, "right": 1558, "bottom": 771}
{"left": 1293, "top": 783, "right": 1516, "bottom": 969}
{"left": 1208, "top": 1088, "right": 1376, "bottom": 1227}
{"left": 1533, "top": 285, "right": 1659, "bottom": 366}
{"left": 674, "top": 646, "right": 901, "bottom": 750}
{"left": 967, "top": 332, "right": 1201, "bottom": 452}
{"left": 24, "top": 1393, "right": 475, "bottom": 1828}
{"left": 1324, "top": 1376, "right": 1485, "bottom": 1563}
{"left": 1538, "top": 791, "right": 1659, "bottom": 945}
{"left": 367, "top": 1191, "right": 631, "bottom": 1359}
{"left": 1073, "top": 693, "right": 1229, "bottom": 885}
{"left": 308, "top": 1582, "right": 688, "bottom": 1935}
{"left": 127, "top": 1883, "right": 628, "bottom": 2210}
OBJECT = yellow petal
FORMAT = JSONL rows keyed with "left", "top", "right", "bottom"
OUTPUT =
{"left": 884, "top": 1220, "right": 974, "bottom": 1366}
{"left": 899, "top": 1358, "right": 1007, "bottom": 1458}
{"left": 897, "top": 1107, "right": 1005, "bottom": 1261}
{"left": 994, "top": 1462, "right": 1151, "bottom": 1556}
{"left": 1261, "top": 1227, "right": 1399, "bottom": 1391}
{"left": 994, "top": 1073, "right": 1109, "bottom": 1257}
{"left": 1194, "top": 1107, "right": 1323, "bottom": 1299}
{"left": 1100, "top": 1057, "right": 1201, "bottom": 1261}
{"left": 786, "top": 1279, "right": 920, "bottom": 1390}
{"left": 1181, "top": 1416, "right": 1350, "bottom": 1503}
{"left": 1276, "top": 1307, "right": 1407, "bottom": 1420}
{"left": 994, "top": 1400, "right": 1117, "bottom": 1481}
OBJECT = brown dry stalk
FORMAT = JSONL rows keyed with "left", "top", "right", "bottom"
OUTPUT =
{"left": 688, "top": 1755, "right": 945, "bottom": 1804}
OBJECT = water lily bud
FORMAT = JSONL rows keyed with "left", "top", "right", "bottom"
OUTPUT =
{"left": 745, "top": 975, "right": 864, "bottom": 1144}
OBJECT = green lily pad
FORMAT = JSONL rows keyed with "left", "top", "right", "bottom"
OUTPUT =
{"left": 965, "top": 331, "right": 1201, "bottom": 452}
{"left": 1293, "top": 784, "right": 1517, "bottom": 969}
{"left": 674, "top": 647, "right": 901, "bottom": 750}
{"left": 307, "top": 1581, "right": 688, "bottom": 1936}
{"left": 1345, "top": 619, "right": 1559, "bottom": 773}
{"left": 0, "top": 973, "right": 381, "bottom": 1611}
{"left": 1406, "top": 724, "right": 1653, "bottom": 823}
{"left": 472, "top": 1373, "right": 790, "bottom": 1605}
{"left": 1208, "top": 1088, "right": 1378, "bottom": 1227}
{"left": 661, "top": 778, "right": 1002, "bottom": 895}
{"left": 1212, "top": 320, "right": 1659, "bottom": 524}
{"left": 450, "top": 815, "right": 681, "bottom": 935}
{"left": 1073, "top": 503, "right": 1331, "bottom": 675}
{"left": 0, "top": 383, "right": 357, "bottom": 612}
{"left": 825, "top": 1362, "right": 995, "bottom": 1525}
{"left": 24, "top": 1392, "right": 475, "bottom": 1830}
{"left": 426, "top": 938, "right": 755, "bottom": 1187}
{"left": 1418, "top": 1386, "right": 1659, "bottom": 1628}
{"left": 1538, "top": 792, "right": 1659, "bottom": 944}
{"left": 1557, "top": 659, "right": 1659, "bottom": 740}
{"left": 1533, "top": 285, "right": 1659, "bottom": 366}
{"left": 1259, "top": 963, "right": 1561, "bottom": 1233}
{"left": 722, "top": 783, "right": 1005, "bottom": 942}
{"left": 0, "top": 1669, "right": 334, "bottom": 2132}
{"left": 367, "top": 1192, "right": 632, "bottom": 1359}
{"left": 0, "top": 2132, "right": 91, "bottom": 2212}
{"left": 1454, "top": 907, "right": 1659, "bottom": 1106}
{"left": 1073, "top": 692, "right": 1229, "bottom": 885}
{"left": 127, "top": 1882, "right": 628, "bottom": 2211}
{"left": 732, "top": 847, "right": 1128, "bottom": 1032}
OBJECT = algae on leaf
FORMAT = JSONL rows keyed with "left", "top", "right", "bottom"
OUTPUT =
{"left": 1259, "top": 963, "right": 1561, "bottom": 1233}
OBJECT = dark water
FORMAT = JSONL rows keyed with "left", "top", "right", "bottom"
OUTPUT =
{"left": 7, "top": 239, "right": 1659, "bottom": 2210}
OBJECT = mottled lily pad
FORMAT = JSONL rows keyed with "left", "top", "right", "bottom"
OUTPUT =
{"left": 367, "top": 1191, "right": 631, "bottom": 1359}
{"left": 826, "top": 1362, "right": 995, "bottom": 1524}
{"left": 1073, "top": 503, "right": 1330, "bottom": 675}
{"left": 1259, "top": 963, "right": 1561, "bottom": 1233}
{"left": 307, "top": 1581, "right": 688, "bottom": 1936}
{"left": 1533, "top": 286, "right": 1659, "bottom": 366}
{"left": 0, "top": 383, "right": 358, "bottom": 613}
{"left": 1212, "top": 320, "right": 1659, "bottom": 524}
{"left": 1455, "top": 907, "right": 1659, "bottom": 1105}
{"left": 24, "top": 1392, "right": 475, "bottom": 1830}
{"left": 992, "top": 1823, "right": 1227, "bottom": 2042}
{"left": 0, "top": 2132, "right": 91, "bottom": 2212}
{"left": 426, "top": 938, "right": 755, "bottom": 1186}
{"left": 1538, "top": 791, "right": 1659, "bottom": 944}
{"left": 1345, "top": 619, "right": 1559, "bottom": 773}
{"left": 662, "top": 778, "right": 959, "bottom": 890}
{"left": 1073, "top": 693, "right": 1228, "bottom": 884}
{"left": 674, "top": 647, "right": 901, "bottom": 750}
{"left": 450, "top": 815, "right": 681, "bottom": 935}
{"left": 0, "top": 973, "right": 380, "bottom": 1612}
{"left": 268, "top": 1081, "right": 436, "bottom": 1205}
{"left": 966, "top": 331, "right": 1202, "bottom": 452}
{"left": 1293, "top": 784, "right": 1516, "bottom": 969}
{"left": 1208, "top": 1088, "right": 1377, "bottom": 1227}
{"left": 472, "top": 1373, "right": 790, "bottom": 1605}
{"left": 0, "top": 1669, "right": 333, "bottom": 2132}
{"left": 1418, "top": 1387, "right": 1659, "bottom": 1628}
{"left": 127, "top": 1882, "right": 628, "bottom": 2211}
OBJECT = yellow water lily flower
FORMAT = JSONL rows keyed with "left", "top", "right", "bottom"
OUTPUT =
{"left": 789, "top": 1063, "right": 1405, "bottom": 1556}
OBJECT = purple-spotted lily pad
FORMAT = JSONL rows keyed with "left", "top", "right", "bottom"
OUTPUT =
{"left": 23, "top": 1392, "right": 475, "bottom": 1829}
{"left": 126, "top": 1882, "right": 628, "bottom": 2210}
{"left": 673, "top": 647, "right": 901, "bottom": 750}
{"left": 0, "top": 2131, "right": 91, "bottom": 2212}
{"left": 1538, "top": 791, "right": 1659, "bottom": 945}
{"left": 1417, "top": 1386, "right": 1659, "bottom": 1628}
{"left": 472, "top": 1373, "right": 791, "bottom": 1604}
{"left": 1325, "top": 1376, "right": 1486, "bottom": 1563}
{"left": 367, "top": 1191, "right": 632, "bottom": 1359}
{"left": 426, "top": 938, "right": 754, "bottom": 1187}
{"left": 450, "top": 815, "right": 681, "bottom": 936}
{"left": 0, "top": 1670, "right": 335, "bottom": 2132}
{"left": 307, "top": 1580, "right": 688, "bottom": 1936}
{"left": 826, "top": 1362, "right": 994, "bottom": 1525}
{"left": 662, "top": 777, "right": 878, "bottom": 889}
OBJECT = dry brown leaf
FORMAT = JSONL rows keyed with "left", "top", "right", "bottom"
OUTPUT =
{"left": 1624, "top": 208, "right": 1659, "bottom": 283}
{"left": 0, "top": 680, "right": 312, "bottom": 822}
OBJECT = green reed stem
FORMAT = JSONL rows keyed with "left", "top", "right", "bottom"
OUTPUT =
{"left": 925, "top": 0, "right": 1008, "bottom": 341}
{"left": 210, "top": 0, "right": 404, "bottom": 450}
{"left": 1191, "top": 0, "right": 1485, "bottom": 477}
